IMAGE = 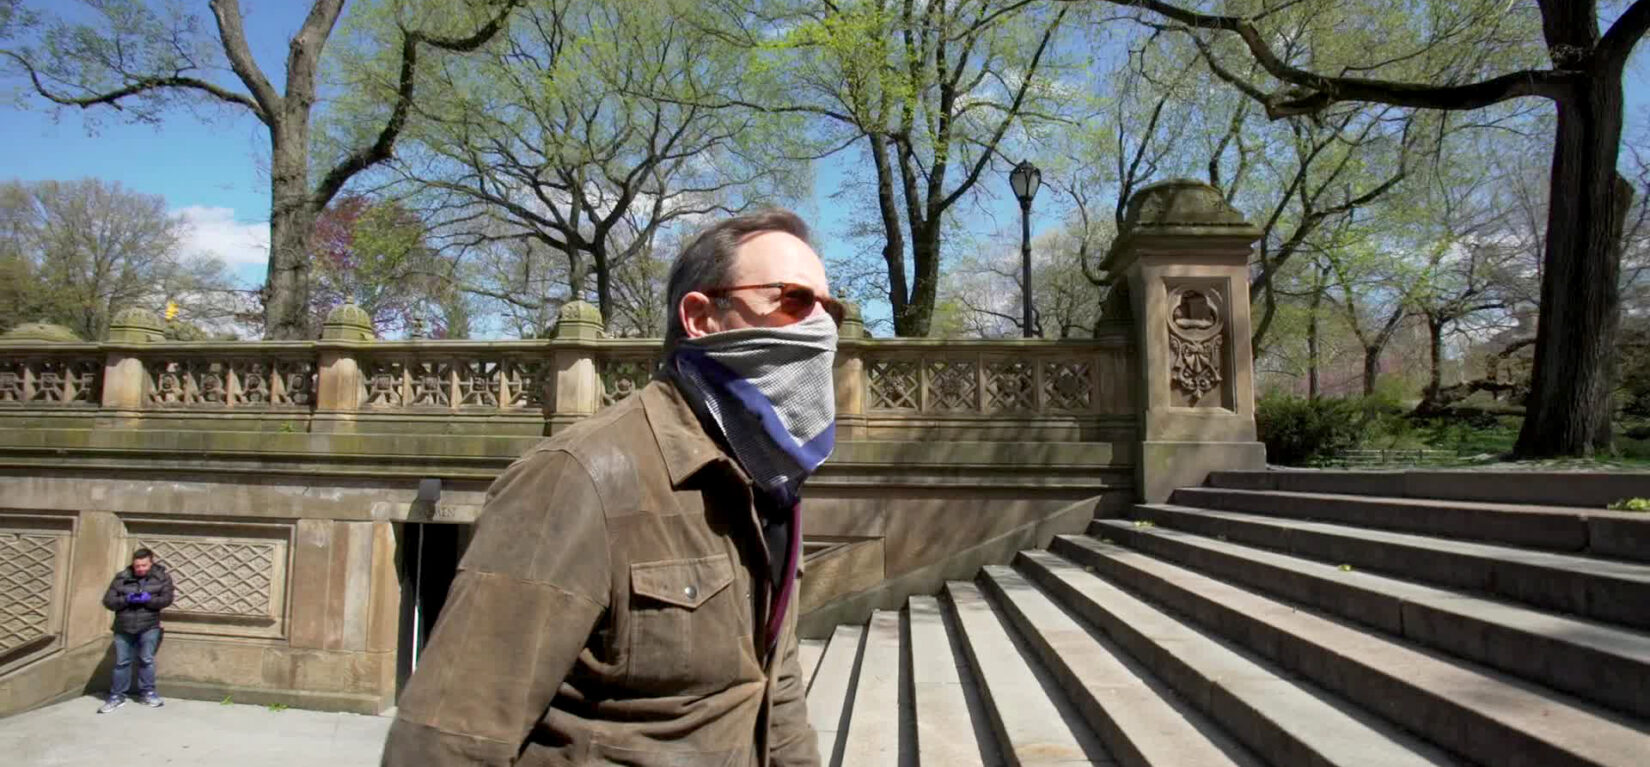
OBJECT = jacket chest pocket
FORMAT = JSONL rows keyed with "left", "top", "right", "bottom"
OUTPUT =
{"left": 626, "top": 554, "right": 747, "bottom": 693}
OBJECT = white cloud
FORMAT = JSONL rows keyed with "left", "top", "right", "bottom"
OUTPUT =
{"left": 173, "top": 206, "right": 269, "bottom": 267}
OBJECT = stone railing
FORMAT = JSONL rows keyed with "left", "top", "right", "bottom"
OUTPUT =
{"left": 0, "top": 300, "right": 1134, "bottom": 443}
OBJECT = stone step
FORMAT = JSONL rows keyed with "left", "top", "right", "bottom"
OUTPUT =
{"left": 1204, "top": 469, "right": 1650, "bottom": 509}
{"left": 907, "top": 595, "right": 994, "bottom": 767}
{"left": 944, "top": 579, "right": 1112, "bottom": 765}
{"left": 1052, "top": 534, "right": 1650, "bottom": 767}
{"left": 800, "top": 638, "right": 827, "bottom": 690}
{"left": 1094, "top": 517, "right": 1650, "bottom": 720}
{"left": 838, "top": 610, "right": 906, "bottom": 765}
{"left": 1015, "top": 548, "right": 1459, "bottom": 767}
{"left": 1170, "top": 486, "right": 1650, "bottom": 562}
{"left": 1126, "top": 504, "right": 1650, "bottom": 630}
{"left": 807, "top": 623, "right": 863, "bottom": 766}
{"left": 977, "top": 564, "right": 1262, "bottom": 767}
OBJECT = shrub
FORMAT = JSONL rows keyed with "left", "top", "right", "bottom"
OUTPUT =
{"left": 1608, "top": 498, "right": 1650, "bottom": 512}
{"left": 1256, "top": 393, "right": 1362, "bottom": 466}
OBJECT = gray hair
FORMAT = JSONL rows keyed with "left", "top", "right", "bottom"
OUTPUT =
{"left": 663, "top": 208, "right": 812, "bottom": 354}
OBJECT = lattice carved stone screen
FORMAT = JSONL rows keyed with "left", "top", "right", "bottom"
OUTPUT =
{"left": 146, "top": 357, "right": 315, "bottom": 408}
{"left": 0, "top": 521, "right": 70, "bottom": 666}
{"left": 599, "top": 355, "right": 660, "bottom": 407}
{"left": 129, "top": 524, "right": 290, "bottom": 639}
{"left": 357, "top": 355, "right": 552, "bottom": 411}
{"left": 0, "top": 356, "right": 101, "bottom": 407}
{"left": 864, "top": 351, "right": 1105, "bottom": 414}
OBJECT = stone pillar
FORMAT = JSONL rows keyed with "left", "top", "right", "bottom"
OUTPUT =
{"left": 833, "top": 301, "right": 866, "bottom": 440}
{"left": 316, "top": 303, "right": 374, "bottom": 415}
{"left": 103, "top": 308, "right": 165, "bottom": 411}
{"left": 548, "top": 301, "right": 604, "bottom": 429}
{"left": 1104, "top": 180, "right": 1266, "bottom": 502}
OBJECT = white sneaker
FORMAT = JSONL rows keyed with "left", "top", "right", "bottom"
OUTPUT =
{"left": 97, "top": 697, "right": 126, "bottom": 714}
{"left": 138, "top": 692, "right": 164, "bottom": 708}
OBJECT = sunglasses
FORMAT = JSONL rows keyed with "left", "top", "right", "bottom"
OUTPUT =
{"left": 703, "top": 282, "right": 845, "bottom": 326}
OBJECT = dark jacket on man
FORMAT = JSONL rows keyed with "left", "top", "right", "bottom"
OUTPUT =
{"left": 382, "top": 379, "right": 819, "bottom": 767}
{"left": 101, "top": 563, "right": 176, "bottom": 634}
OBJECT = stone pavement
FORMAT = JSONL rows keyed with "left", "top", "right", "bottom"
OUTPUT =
{"left": 0, "top": 695, "right": 391, "bottom": 766}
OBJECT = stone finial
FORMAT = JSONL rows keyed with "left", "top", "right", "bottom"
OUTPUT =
{"left": 321, "top": 302, "right": 375, "bottom": 341}
{"left": 1102, "top": 179, "right": 1263, "bottom": 278}
{"left": 2, "top": 321, "right": 82, "bottom": 342}
{"left": 836, "top": 300, "right": 864, "bottom": 339}
{"left": 551, "top": 300, "right": 604, "bottom": 340}
{"left": 1121, "top": 179, "right": 1253, "bottom": 230}
{"left": 107, "top": 307, "right": 166, "bottom": 343}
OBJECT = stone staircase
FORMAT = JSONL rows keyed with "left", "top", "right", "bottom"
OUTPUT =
{"left": 797, "top": 471, "right": 1650, "bottom": 766}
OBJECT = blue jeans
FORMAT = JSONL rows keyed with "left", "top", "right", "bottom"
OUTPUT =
{"left": 110, "top": 627, "right": 161, "bottom": 699}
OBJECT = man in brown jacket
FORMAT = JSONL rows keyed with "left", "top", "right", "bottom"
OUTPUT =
{"left": 383, "top": 209, "right": 841, "bottom": 766}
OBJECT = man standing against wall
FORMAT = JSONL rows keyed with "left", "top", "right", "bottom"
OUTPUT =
{"left": 383, "top": 209, "right": 838, "bottom": 765}
{"left": 98, "top": 547, "right": 175, "bottom": 713}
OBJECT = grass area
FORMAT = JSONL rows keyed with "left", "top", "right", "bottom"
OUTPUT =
{"left": 1321, "top": 414, "right": 1650, "bottom": 470}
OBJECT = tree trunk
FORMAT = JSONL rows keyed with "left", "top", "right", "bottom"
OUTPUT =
{"left": 1307, "top": 262, "right": 1326, "bottom": 399}
{"left": 593, "top": 244, "right": 612, "bottom": 330}
{"left": 1307, "top": 307, "right": 1320, "bottom": 400}
{"left": 1362, "top": 346, "right": 1381, "bottom": 397}
{"left": 1424, "top": 314, "right": 1446, "bottom": 406}
{"left": 1514, "top": 73, "right": 1628, "bottom": 457}
{"left": 264, "top": 126, "right": 318, "bottom": 340}
{"left": 868, "top": 134, "right": 909, "bottom": 334}
{"left": 897, "top": 227, "right": 941, "bottom": 337}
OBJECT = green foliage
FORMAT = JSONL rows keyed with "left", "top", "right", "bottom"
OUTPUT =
{"left": 1618, "top": 318, "right": 1650, "bottom": 418}
{"left": 0, "top": 178, "right": 235, "bottom": 339}
{"left": 1256, "top": 393, "right": 1363, "bottom": 466}
{"left": 1607, "top": 498, "right": 1650, "bottom": 512}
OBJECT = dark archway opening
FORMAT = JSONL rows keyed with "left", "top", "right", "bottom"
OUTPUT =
{"left": 394, "top": 522, "right": 470, "bottom": 698}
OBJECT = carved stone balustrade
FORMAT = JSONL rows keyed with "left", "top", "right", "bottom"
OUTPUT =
{"left": 0, "top": 299, "right": 1138, "bottom": 446}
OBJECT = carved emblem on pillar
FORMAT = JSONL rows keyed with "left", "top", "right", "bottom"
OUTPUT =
{"left": 1166, "top": 286, "right": 1225, "bottom": 406}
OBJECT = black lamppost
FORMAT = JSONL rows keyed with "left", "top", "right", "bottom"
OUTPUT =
{"left": 1009, "top": 160, "right": 1042, "bottom": 338}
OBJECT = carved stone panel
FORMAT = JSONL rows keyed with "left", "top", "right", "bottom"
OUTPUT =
{"left": 1166, "top": 284, "right": 1229, "bottom": 408}
{"left": 866, "top": 359, "right": 919, "bottom": 410}
{"left": 983, "top": 360, "right": 1035, "bottom": 412}
{"left": 147, "top": 357, "right": 313, "bottom": 408}
{"left": 128, "top": 522, "right": 291, "bottom": 639}
{"left": 926, "top": 360, "right": 978, "bottom": 412}
{"left": 0, "top": 531, "right": 60, "bottom": 659}
{"left": 0, "top": 357, "right": 100, "bottom": 407}
{"left": 1041, "top": 361, "right": 1095, "bottom": 412}
{"left": 599, "top": 356, "right": 658, "bottom": 407}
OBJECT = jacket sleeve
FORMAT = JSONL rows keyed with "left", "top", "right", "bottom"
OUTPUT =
{"left": 149, "top": 569, "right": 176, "bottom": 610}
{"left": 101, "top": 574, "right": 125, "bottom": 612}
{"left": 767, "top": 603, "right": 821, "bottom": 766}
{"left": 382, "top": 449, "right": 612, "bottom": 767}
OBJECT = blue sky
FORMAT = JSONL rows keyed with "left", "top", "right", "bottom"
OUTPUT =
{"left": 2, "top": 1, "right": 1648, "bottom": 327}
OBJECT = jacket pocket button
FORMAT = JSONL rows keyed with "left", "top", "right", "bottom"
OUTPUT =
{"left": 683, "top": 584, "right": 698, "bottom": 600}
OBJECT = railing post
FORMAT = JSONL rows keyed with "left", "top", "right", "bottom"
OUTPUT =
{"left": 315, "top": 303, "right": 374, "bottom": 431}
{"left": 104, "top": 308, "right": 164, "bottom": 412}
{"left": 834, "top": 301, "right": 866, "bottom": 440}
{"left": 548, "top": 301, "right": 603, "bottom": 432}
{"left": 1104, "top": 180, "right": 1267, "bottom": 502}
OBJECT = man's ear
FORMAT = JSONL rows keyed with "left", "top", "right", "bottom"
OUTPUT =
{"left": 680, "top": 292, "right": 720, "bottom": 339}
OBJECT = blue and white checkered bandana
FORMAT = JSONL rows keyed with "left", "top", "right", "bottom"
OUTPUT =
{"left": 668, "top": 312, "right": 837, "bottom": 507}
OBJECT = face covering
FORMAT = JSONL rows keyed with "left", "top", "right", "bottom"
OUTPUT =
{"left": 667, "top": 311, "right": 837, "bottom": 508}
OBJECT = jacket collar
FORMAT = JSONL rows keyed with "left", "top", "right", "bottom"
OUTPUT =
{"left": 640, "top": 376, "right": 745, "bottom": 488}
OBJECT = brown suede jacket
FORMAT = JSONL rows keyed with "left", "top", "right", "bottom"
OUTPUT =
{"left": 382, "top": 379, "right": 820, "bottom": 767}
